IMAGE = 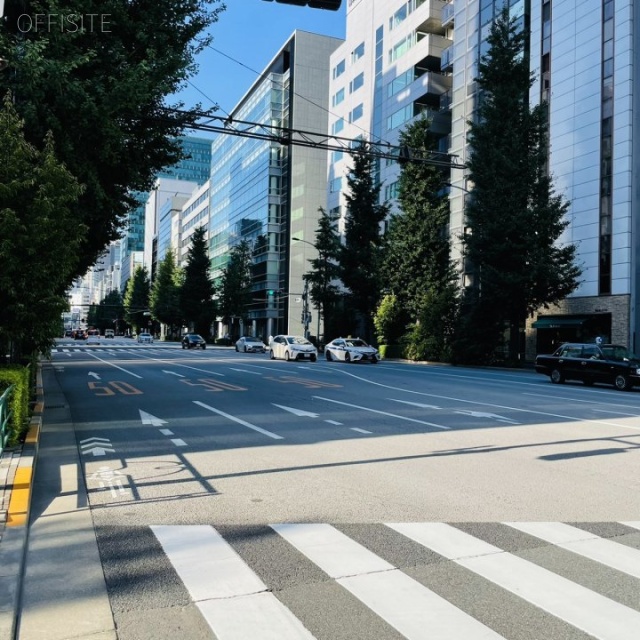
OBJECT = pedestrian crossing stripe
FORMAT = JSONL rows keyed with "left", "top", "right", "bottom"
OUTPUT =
{"left": 151, "top": 522, "right": 640, "bottom": 640}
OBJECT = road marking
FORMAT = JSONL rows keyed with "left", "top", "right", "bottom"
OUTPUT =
{"left": 272, "top": 523, "right": 503, "bottom": 640}
{"left": 229, "top": 368, "right": 262, "bottom": 375}
{"left": 163, "top": 370, "right": 186, "bottom": 378}
{"left": 388, "top": 399, "right": 443, "bottom": 410}
{"left": 350, "top": 427, "right": 371, "bottom": 434}
{"left": 152, "top": 525, "right": 315, "bottom": 640}
{"left": 272, "top": 404, "right": 319, "bottom": 418}
{"left": 171, "top": 439, "right": 187, "bottom": 447}
{"left": 182, "top": 378, "right": 247, "bottom": 392}
{"left": 325, "top": 420, "right": 343, "bottom": 426}
{"left": 454, "top": 410, "right": 520, "bottom": 425}
{"left": 313, "top": 397, "right": 450, "bottom": 430}
{"left": 90, "top": 466, "right": 128, "bottom": 498}
{"left": 504, "top": 522, "right": 640, "bottom": 579}
{"left": 387, "top": 522, "right": 640, "bottom": 640}
{"left": 194, "top": 401, "right": 283, "bottom": 440}
{"left": 265, "top": 376, "right": 341, "bottom": 389}
{"left": 139, "top": 410, "right": 167, "bottom": 426}
{"left": 80, "top": 437, "right": 115, "bottom": 456}
{"left": 335, "top": 369, "right": 640, "bottom": 432}
{"left": 85, "top": 352, "right": 143, "bottom": 378}
{"left": 159, "top": 429, "right": 174, "bottom": 436}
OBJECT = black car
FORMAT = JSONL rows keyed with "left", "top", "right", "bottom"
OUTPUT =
{"left": 535, "top": 342, "right": 640, "bottom": 391}
{"left": 181, "top": 334, "right": 206, "bottom": 350}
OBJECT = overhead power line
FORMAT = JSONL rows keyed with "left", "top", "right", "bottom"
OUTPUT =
{"left": 159, "top": 108, "right": 465, "bottom": 170}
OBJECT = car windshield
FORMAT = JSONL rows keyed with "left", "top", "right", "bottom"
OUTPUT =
{"left": 345, "top": 339, "right": 367, "bottom": 347}
{"left": 189, "top": 335, "right": 202, "bottom": 339}
{"left": 601, "top": 345, "right": 639, "bottom": 362}
{"left": 245, "top": 337, "right": 261, "bottom": 342}
{"left": 286, "top": 337, "right": 311, "bottom": 345}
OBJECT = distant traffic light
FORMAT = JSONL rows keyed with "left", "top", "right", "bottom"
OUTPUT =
{"left": 262, "top": 0, "right": 341, "bottom": 10}
{"left": 268, "top": 289, "right": 274, "bottom": 296}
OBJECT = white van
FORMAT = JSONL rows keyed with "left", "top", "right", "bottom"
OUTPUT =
{"left": 104, "top": 329, "right": 115, "bottom": 338}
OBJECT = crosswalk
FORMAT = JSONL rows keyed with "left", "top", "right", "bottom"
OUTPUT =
{"left": 142, "top": 521, "right": 640, "bottom": 640}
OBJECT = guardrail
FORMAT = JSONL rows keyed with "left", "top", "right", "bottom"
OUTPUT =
{"left": 0, "top": 384, "right": 15, "bottom": 454}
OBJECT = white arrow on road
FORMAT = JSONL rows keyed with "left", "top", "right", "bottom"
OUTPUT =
{"left": 272, "top": 404, "right": 319, "bottom": 418}
{"left": 80, "top": 437, "right": 115, "bottom": 456}
{"left": 454, "top": 410, "right": 520, "bottom": 424}
{"left": 162, "top": 370, "right": 185, "bottom": 378}
{"left": 88, "top": 372, "right": 101, "bottom": 380}
{"left": 139, "top": 410, "right": 168, "bottom": 426}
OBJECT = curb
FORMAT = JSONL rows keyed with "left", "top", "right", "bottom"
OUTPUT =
{"left": 0, "top": 366, "right": 43, "bottom": 640}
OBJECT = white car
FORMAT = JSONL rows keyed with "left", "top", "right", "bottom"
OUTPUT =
{"left": 235, "top": 336, "right": 267, "bottom": 353}
{"left": 85, "top": 334, "right": 100, "bottom": 345}
{"left": 269, "top": 335, "right": 317, "bottom": 362}
{"left": 137, "top": 332, "right": 153, "bottom": 344}
{"left": 325, "top": 337, "right": 379, "bottom": 363}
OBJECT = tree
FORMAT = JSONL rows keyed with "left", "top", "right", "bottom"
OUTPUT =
{"left": 0, "top": 0, "right": 225, "bottom": 278}
{"left": 0, "top": 95, "right": 84, "bottom": 362}
{"left": 124, "top": 266, "right": 150, "bottom": 333}
{"left": 180, "top": 226, "right": 216, "bottom": 337}
{"left": 150, "top": 250, "right": 183, "bottom": 338}
{"left": 302, "top": 208, "right": 342, "bottom": 341}
{"left": 460, "top": 8, "right": 580, "bottom": 363}
{"left": 218, "top": 240, "right": 253, "bottom": 338}
{"left": 341, "top": 142, "right": 390, "bottom": 342}
{"left": 381, "top": 115, "right": 458, "bottom": 360}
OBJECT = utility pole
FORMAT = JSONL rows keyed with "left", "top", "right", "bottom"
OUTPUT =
{"left": 302, "top": 280, "right": 311, "bottom": 339}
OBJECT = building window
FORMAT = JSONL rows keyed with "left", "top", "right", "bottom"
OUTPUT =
{"left": 332, "top": 87, "right": 345, "bottom": 106}
{"left": 330, "top": 177, "right": 342, "bottom": 193}
{"left": 350, "top": 72, "right": 364, "bottom": 93}
{"left": 332, "top": 59, "right": 345, "bottom": 79}
{"left": 331, "top": 118, "right": 345, "bottom": 135}
{"left": 349, "top": 103, "right": 364, "bottom": 123}
{"left": 352, "top": 42, "right": 365, "bottom": 63}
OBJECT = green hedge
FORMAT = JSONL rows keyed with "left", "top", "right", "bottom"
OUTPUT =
{"left": 0, "top": 365, "right": 31, "bottom": 445}
{"left": 378, "top": 344, "right": 405, "bottom": 359}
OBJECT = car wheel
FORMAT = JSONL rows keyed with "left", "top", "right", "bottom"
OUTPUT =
{"left": 371, "top": 356, "right": 378, "bottom": 364}
{"left": 244, "top": 346, "right": 248, "bottom": 353}
{"left": 235, "top": 346, "right": 239, "bottom": 352}
{"left": 345, "top": 352, "right": 351, "bottom": 363}
{"left": 269, "top": 349, "right": 275, "bottom": 360}
{"left": 182, "top": 344, "right": 185, "bottom": 349}
{"left": 614, "top": 374, "right": 632, "bottom": 391}
{"left": 202, "top": 345, "right": 206, "bottom": 350}
{"left": 550, "top": 368, "right": 564, "bottom": 384}
{"left": 326, "top": 351, "right": 332, "bottom": 361}
{"left": 310, "top": 354, "right": 317, "bottom": 362}
{"left": 285, "top": 351, "right": 291, "bottom": 362}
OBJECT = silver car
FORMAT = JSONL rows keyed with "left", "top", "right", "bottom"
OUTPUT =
{"left": 235, "top": 336, "right": 267, "bottom": 353}
{"left": 137, "top": 332, "right": 154, "bottom": 344}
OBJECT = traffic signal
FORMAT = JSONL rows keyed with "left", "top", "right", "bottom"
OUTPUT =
{"left": 268, "top": 289, "right": 274, "bottom": 296}
{"left": 262, "top": 0, "right": 341, "bottom": 10}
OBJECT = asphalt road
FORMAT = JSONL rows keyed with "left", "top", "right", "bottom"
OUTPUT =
{"left": 16, "top": 338, "right": 640, "bottom": 640}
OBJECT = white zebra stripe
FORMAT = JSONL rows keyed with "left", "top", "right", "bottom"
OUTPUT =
{"left": 387, "top": 522, "right": 640, "bottom": 640}
{"left": 271, "top": 523, "right": 504, "bottom": 640}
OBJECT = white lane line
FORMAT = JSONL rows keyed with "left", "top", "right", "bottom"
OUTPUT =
{"left": 325, "top": 420, "right": 343, "bottom": 426}
{"left": 194, "top": 401, "right": 283, "bottom": 440}
{"left": 271, "top": 523, "right": 503, "bottom": 640}
{"left": 333, "top": 369, "right": 640, "bottom": 431}
{"left": 159, "top": 429, "right": 174, "bottom": 436}
{"left": 85, "top": 352, "right": 143, "bottom": 379}
{"left": 350, "top": 427, "right": 371, "bottom": 434}
{"left": 387, "top": 522, "right": 640, "bottom": 640}
{"left": 504, "top": 522, "right": 640, "bottom": 579}
{"left": 171, "top": 439, "right": 187, "bottom": 447}
{"left": 152, "top": 525, "right": 314, "bottom": 640}
{"left": 522, "top": 392, "right": 640, "bottom": 409}
{"left": 229, "top": 368, "right": 262, "bottom": 375}
{"left": 62, "top": 349, "right": 70, "bottom": 352}
{"left": 313, "top": 397, "right": 450, "bottom": 430}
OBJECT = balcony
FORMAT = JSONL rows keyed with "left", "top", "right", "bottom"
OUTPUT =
{"left": 440, "top": 45, "right": 453, "bottom": 71}
{"left": 441, "top": 2, "right": 454, "bottom": 28}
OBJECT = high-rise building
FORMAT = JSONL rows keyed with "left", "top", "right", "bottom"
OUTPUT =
{"left": 210, "top": 30, "right": 342, "bottom": 340}
{"left": 328, "top": 0, "right": 639, "bottom": 356}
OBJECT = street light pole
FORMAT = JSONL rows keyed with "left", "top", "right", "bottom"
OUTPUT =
{"left": 291, "top": 236, "right": 320, "bottom": 344}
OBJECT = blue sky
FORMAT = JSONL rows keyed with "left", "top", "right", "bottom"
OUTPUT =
{"left": 171, "top": 0, "right": 346, "bottom": 117}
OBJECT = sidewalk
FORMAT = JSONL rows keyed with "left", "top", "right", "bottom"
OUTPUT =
{"left": 0, "top": 369, "right": 43, "bottom": 640}
{"left": 0, "top": 363, "right": 116, "bottom": 640}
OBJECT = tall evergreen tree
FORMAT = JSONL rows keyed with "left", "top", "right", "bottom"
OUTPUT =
{"left": 0, "top": 96, "right": 84, "bottom": 362}
{"left": 460, "top": 8, "right": 580, "bottom": 363}
{"left": 302, "top": 208, "right": 342, "bottom": 340}
{"left": 180, "top": 226, "right": 216, "bottom": 337}
{"left": 0, "top": 0, "right": 225, "bottom": 278}
{"left": 341, "top": 142, "right": 390, "bottom": 341}
{"left": 218, "top": 240, "right": 253, "bottom": 338}
{"left": 150, "top": 250, "right": 183, "bottom": 338}
{"left": 381, "top": 116, "right": 459, "bottom": 361}
{"left": 124, "top": 266, "right": 151, "bottom": 333}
